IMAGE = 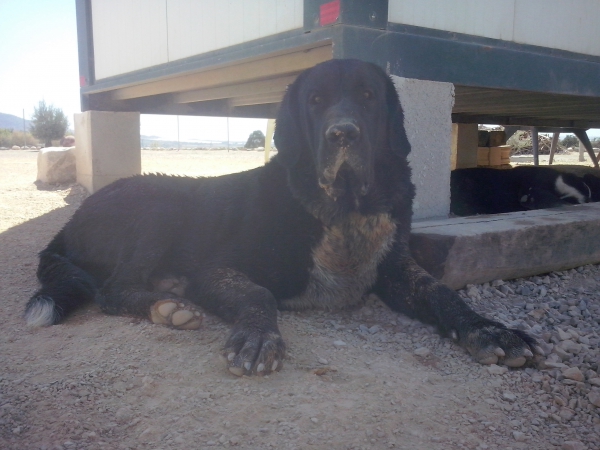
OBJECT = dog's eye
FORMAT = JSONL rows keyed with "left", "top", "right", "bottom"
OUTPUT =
{"left": 310, "top": 94, "right": 323, "bottom": 105}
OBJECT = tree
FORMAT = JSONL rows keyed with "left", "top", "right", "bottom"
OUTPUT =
{"left": 30, "top": 100, "right": 69, "bottom": 147}
{"left": 560, "top": 134, "right": 579, "bottom": 149}
{"left": 245, "top": 130, "right": 265, "bottom": 149}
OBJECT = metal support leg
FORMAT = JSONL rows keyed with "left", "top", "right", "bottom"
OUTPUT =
{"left": 531, "top": 127, "right": 539, "bottom": 166}
{"left": 264, "top": 119, "right": 276, "bottom": 164}
{"left": 548, "top": 132, "right": 559, "bottom": 165}
{"left": 573, "top": 129, "right": 600, "bottom": 168}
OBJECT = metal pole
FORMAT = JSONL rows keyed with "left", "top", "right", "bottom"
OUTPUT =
{"left": 22, "top": 109, "right": 26, "bottom": 147}
{"left": 548, "top": 132, "right": 559, "bottom": 165}
{"left": 531, "top": 127, "right": 539, "bottom": 166}
{"left": 264, "top": 119, "right": 275, "bottom": 164}
{"left": 227, "top": 117, "right": 230, "bottom": 151}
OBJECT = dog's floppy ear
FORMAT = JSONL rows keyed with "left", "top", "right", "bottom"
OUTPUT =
{"left": 386, "top": 79, "right": 411, "bottom": 158}
{"left": 274, "top": 76, "right": 306, "bottom": 168}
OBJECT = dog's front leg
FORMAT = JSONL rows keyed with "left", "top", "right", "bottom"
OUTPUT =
{"left": 372, "top": 243, "right": 538, "bottom": 367}
{"left": 188, "top": 268, "right": 285, "bottom": 376}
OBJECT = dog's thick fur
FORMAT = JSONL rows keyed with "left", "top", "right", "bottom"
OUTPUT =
{"left": 25, "top": 59, "right": 536, "bottom": 375}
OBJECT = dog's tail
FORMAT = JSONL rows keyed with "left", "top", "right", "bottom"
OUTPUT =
{"left": 24, "top": 230, "right": 98, "bottom": 327}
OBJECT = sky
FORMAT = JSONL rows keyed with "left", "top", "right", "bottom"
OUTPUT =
{"left": 0, "top": 0, "right": 598, "bottom": 142}
{"left": 0, "top": 0, "right": 267, "bottom": 143}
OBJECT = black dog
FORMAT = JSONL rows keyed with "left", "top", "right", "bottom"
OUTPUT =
{"left": 25, "top": 59, "right": 536, "bottom": 376}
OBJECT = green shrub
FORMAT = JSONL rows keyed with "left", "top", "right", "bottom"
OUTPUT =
{"left": 560, "top": 134, "right": 579, "bottom": 148}
{"left": 0, "top": 128, "right": 38, "bottom": 147}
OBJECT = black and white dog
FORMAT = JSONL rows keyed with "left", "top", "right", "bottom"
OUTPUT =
{"left": 26, "top": 60, "right": 536, "bottom": 376}
{"left": 451, "top": 166, "right": 592, "bottom": 216}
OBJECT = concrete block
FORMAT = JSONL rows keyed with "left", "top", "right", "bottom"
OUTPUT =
{"left": 36, "top": 147, "right": 76, "bottom": 184}
{"left": 74, "top": 111, "right": 141, "bottom": 193}
{"left": 391, "top": 76, "right": 454, "bottom": 220}
{"left": 410, "top": 203, "right": 600, "bottom": 289}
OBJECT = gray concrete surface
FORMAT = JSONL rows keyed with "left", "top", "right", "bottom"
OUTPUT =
{"left": 410, "top": 203, "right": 600, "bottom": 289}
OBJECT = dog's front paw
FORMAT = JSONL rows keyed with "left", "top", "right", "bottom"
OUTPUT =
{"left": 457, "top": 322, "right": 537, "bottom": 367}
{"left": 222, "top": 324, "right": 286, "bottom": 377}
{"left": 149, "top": 299, "right": 203, "bottom": 330}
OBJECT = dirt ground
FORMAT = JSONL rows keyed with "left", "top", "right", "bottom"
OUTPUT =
{"left": 0, "top": 149, "right": 598, "bottom": 450}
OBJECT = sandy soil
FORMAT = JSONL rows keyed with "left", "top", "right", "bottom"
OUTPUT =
{"left": 0, "top": 149, "right": 598, "bottom": 450}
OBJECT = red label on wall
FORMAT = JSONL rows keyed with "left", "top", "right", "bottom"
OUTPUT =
{"left": 320, "top": 0, "right": 340, "bottom": 26}
{"left": 79, "top": 75, "right": 87, "bottom": 87}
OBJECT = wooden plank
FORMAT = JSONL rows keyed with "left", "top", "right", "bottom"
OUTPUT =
{"left": 110, "top": 45, "right": 332, "bottom": 100}
{"left": 229, "top": 91, "right": 286, "bottom": 107}
{"left": 174, "top": 76, "right": 296, "bottom": 104}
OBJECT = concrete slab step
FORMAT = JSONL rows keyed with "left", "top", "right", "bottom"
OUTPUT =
{"left": 410, "top": 203, "right": 600, "bottom": 289}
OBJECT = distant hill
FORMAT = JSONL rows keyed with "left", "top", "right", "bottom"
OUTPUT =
{"left": 141, "top": 136, "right": 245, "bottom": 149}
{"left": 0, "top": 112, "right": 31, "bottom": 131}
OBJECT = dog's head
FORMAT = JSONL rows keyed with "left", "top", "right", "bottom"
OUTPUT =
{"left": 274, "top": 59, "right": 410, "bottom": 202}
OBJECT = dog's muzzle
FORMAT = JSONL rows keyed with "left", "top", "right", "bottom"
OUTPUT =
{"left": 318, "top": 122, "right": 371, "bottom": 200}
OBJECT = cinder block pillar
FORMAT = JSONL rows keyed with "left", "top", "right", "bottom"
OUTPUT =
{"left": 74, "top": 111, "right": 141, "bottom": 193}
{"left": 391, "top": 77, "right": 455, "bottom": 220}
{"left": 451, "top": 123, "right": 479, "bottom": 169}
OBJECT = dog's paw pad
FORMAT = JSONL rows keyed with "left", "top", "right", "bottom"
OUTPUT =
{"left": 150, "top": 300, "right": 203, "bottom": 330}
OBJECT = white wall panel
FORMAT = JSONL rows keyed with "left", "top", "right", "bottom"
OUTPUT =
{"left": 513, "top": 0, "right": 600, "bottom": 57}
{"left": 92, "top": 0, "right": 303, "bottom": 79}
{"left": 92, "top": 0, "right": 169, "bottom": 80}
{"left": 389, "top": 0, "right": 515, "bottom": 42}
{"left": 389, "top": 0, "right": 600, "bottom": 57}
{"left": 166, "top": 0, "right": 303, "bottom": 62}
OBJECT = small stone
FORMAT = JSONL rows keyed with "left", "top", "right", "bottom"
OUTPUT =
{"left": 538, "top": 341, "right": 554, "bottom": 356}
{"left": 499, "top": 285, "right": 514, "bottom": 295}
{"left": 368, "top": 325, "right": 381, "bottom": 334}
{"left": 588, "top": 390, "right": 600, "bottom": 407}
{"left": 333, "top": 340, "right": 346, "bottom": 347}
{"left": 502, "top": 391, "right": 517, "bottom": 402}
{"left": 311, "top": 417, "right": 319, "bottom": 423}
{"left": 487, "top": 364, "right": 508, "bottom": 375}
{"left": 559, "top": 340, "right": 582, "bottom": 354}
{"left": 562, "top": 367, "right": 584, "bottom": 382}
{"left": 558, "top": 407, "right": 574, "bottom": 421}
{"left": 562, "top": 440, "right": 586, "bottom": 450}
{"left": 467, "top": 286, "right": 480, "bottom": 299}
{"left": 512, "top": 431, "right": 527, "bottom": 442}
{"left": 557, "top": 328, "right": 572, "bottom": 341}
{"left": 588, "top": 377, "right": 600, "bottom": 387}
{"left": 528, "top": 308, "right": 546, "bottom": 320}
{"left": 414, "top": 347, "right": 430, "bottom": 357}
{"left": 318, "top": 357, "right": 329, "bottom": 365}
{"left": 520, "top": 286, "right": 532, "bottom": 296}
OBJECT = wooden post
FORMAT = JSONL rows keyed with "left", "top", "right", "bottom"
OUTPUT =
{"left": 548, "top": 132, "right": 559, "bottom": 165}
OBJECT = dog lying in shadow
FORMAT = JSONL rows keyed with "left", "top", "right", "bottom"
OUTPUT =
{"left": 25, "top": 59, "right": 536, "bottom": 376}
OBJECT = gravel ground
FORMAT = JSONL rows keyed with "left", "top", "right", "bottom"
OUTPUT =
{"left": 0, "top": 149, "right": 599, "bottom": 450}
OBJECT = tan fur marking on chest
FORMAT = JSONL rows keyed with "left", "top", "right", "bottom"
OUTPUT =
{"left": 281, "top": 213, "right": 396, "bottom": 310}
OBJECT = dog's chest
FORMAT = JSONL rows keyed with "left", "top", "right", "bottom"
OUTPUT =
{"left": 281, "top": 213, "right": 396, "bottom": 310}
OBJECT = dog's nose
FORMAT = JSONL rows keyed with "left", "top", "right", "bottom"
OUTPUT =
{"left": 325, "top": 122, "right": 360, "bottom": 146}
